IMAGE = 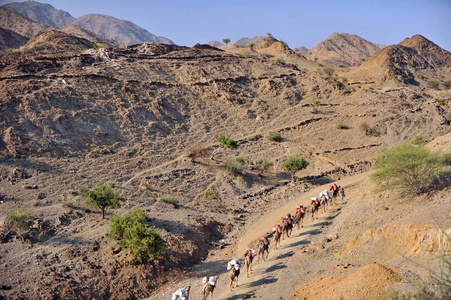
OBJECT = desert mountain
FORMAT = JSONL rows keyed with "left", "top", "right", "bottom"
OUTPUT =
{"left": 235, "top": 36, "right": 265, "bottom": 47}
{"left": 0, "top": 6, "right": 53, "bottom": 38}
{"left": 0, "top": 29, "right": 450, "bottom": 299}
{"left": 353, "top": 34, "right": 451, "bottom": 85}
{"left": 3, "top": 0, "right": 76, "bottom": 28}
{"left": 61, "top": 24, "right": 118, "bottom": 47}
{"left": 71, "top": 14, "right": 175, "bottom": 46}
{"left": 0, "top": 27, "right": 29, "bottom": 54}
{"left": 295, "top": 46, "right": 309, "bottom": 55}
{"left": 207, "top": 40, "right": 223, "bottom": 47}
{"left": 306, "top": 32, "right": 383, "bottom": 66}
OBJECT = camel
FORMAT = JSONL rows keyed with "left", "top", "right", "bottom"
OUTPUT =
{"left": 202, "top": 276, "right": 219, "bottom": 300}
{"left": 294, "top": 207, "right": 306, "bottom": 229}
{"left": 244, "top": 249, "right": 256, "bottom": 277}
{"left": 311, "top": 198, "right": 320, "bottom": 221}
{"left": 257, "top": 237, "right": 269, "bottom": 263}
{"left": 229, "top": 268, "right": 239, "bottom": 291}
{"left": 281, "top": 217, "right": 293, "bottom": 239}
{"left": 329, "top": 183, "right": 340, "bottom": 205}
{"left": 272, "top": 225, "right": 282, "bottom": 249}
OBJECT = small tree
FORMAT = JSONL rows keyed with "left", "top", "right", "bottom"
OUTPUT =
{"left": 282, "top": 156, "right": 309, "bottom": 182}
{"left": 222, "top": 38, "right": 231, "bottom": 45}
{"left": 266, "top": 33, "right": 273, "bottom": 37}
{"left": 79, "top": 181, "right": 125, "bottom": 219}
{"left": 109, "top": 208, "right": 164, "bottom": 263}
{"left": 370, "top": 141, "right": 449, "bottom": 194}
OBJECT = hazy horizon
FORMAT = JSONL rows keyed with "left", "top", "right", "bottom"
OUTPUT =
{"left": 1, "top": 0, "right": 450, "bottom": 51}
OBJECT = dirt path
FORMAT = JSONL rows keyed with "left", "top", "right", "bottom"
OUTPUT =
{"left": 152, "top": 173, "right": 368, "bottom": 299}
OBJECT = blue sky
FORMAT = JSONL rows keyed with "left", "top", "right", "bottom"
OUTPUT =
{"left": 2, "top": 0, "right": 450, "bottom": 50}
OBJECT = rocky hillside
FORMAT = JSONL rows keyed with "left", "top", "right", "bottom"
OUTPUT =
{"left": 61, "top": 24, "right": 119, "bottom": 47}
{"left": 352, "top": 34, "right": 451, "bottom": 86}
{"left": 0, "top": 6, "right": 53, "bottom": 38}
{"left": 3, "top": 0, "right": 76, "bottom": 28}
{"left": 0, "top": 33, "right": 450, "bottom": 299}
{"left": 295, "top": 46, "right": 309, "bottom": 55}
{"left": 0, "top": 27, "right": 29, "bottom": 54}
{"left": 21, "top": 30, "right": 95, "bottom": 53}
{"left": 306, "top": 32, "right": 383, "bottom": 66}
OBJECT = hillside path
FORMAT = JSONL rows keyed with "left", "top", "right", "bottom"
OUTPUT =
{"left": 153, "top": 172, "right": 369, "bottom": 300}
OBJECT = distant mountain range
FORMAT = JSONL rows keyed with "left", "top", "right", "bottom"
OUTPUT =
{"left": 1, "top": 0, "right": 174, "bottom": 46}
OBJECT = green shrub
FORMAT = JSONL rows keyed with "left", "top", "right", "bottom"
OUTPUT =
{"left": 222, "top": 38, "right": 230, "bottom": 45}
{"left": 312, "top": 99, "right": 322, "bottom": 107}
{"left": 200, "top": 189, "right": 213, "bottom": 199}
{"left": 336, "top": 121, "right": 349, "bottom": 129}
{"left": 109, "top": 208, "right": 164, "bottom": 263}
{"left": 442, "top": 153, "right": 451, "bottom": 166}
{"left": 160, "top": 197, "right": 178, "bottom": 207}
{"left": 443, "top": 80, "right": 451, "bottom": 89}
{"left": 217, "top": 133, "right": 237, "bottom": 149}
{"left": 341, "top": 77, "right": 348, "bottom": 82}
{"left": 282, "top": 156, "right": 309, "bottom": 182}
{"left": 267, "top": 131, "right": 282, "bottom": 142}
{"left": 79, "top": 181, "right": 125, "bottom": 219}
{"left": 391, "top": 67, "right": 400, "bottom": 74}
{"left": 359, "top": 122, "right": 371, "bottom": 135}
{"left": 3, "top": 208, "right": 33, "bottom": 237}
{"left": 316, "top": 69, "right": 323, "bottom": 75}
{"left": 235, "top": 157, "right": 245, "bottom": 165}
{"left": 428, "top": 79, "right": 440, "bottom": 89}
{"left": 370, "top": 141, "right": 449, "bottom": 194}
{"left": 435, "top": 98, "right": 447, "bottom": 106}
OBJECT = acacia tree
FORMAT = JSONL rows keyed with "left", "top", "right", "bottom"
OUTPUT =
{"left": 370, "top": 141, "right": 450, "bottom": 194}
{"left": 222, "top": 38, "right": 231, "bottom": 45}
{"left": 79, "top": 181, "right": 125, "bottom": 219}
{"left": 282, "top": 156, "right": 309, "bottom": 182}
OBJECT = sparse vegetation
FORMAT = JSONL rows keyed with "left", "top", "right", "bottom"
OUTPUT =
{"left": 312, "top": 98, "right": 322, "bottom": 107}
{"left": 279, "top": 40, "right": 288, "bottom": 47}
{"left": 323, "top": 67, "right": 334, "bottom": 76}
{"left": 200, "top": 188, "right": 214, "bottom": 199}
{"left": 266, "top": 33, "right": 273, "bottom": 37}
{"left": 222, "top": 38, "right": 231, "bottom": 45}
{"left": 428, "top": 79, "right": 440, "bottom": 89}
{"left": 443, "top": 80, "right": 451, "bottom": 89}
{"left": 160, "top": 197, "right": 178, "bottom": 207}
{"left": 435, "top": 98, "right": 446, "bottom": 106}
{"left": 316, "top": 69, "right": 323, "bottom": 75}
{"left": 225, "top": 157, "right": 245, "bottom": 174}
{"left": 446, "top": 113, "right": 451, "bottom": 122}
{"left": 79, "top": 181, "right": 125, "bottom": 219}
{"left": 341, "top": 77, "right": 348, "bottom": 82}
{"left": 255, "top": 160, "right": 274, "bottom": 176}
{"left": 370, "top": 140, "right": 451, "bottom": 194}
{"left": 411, "top": 135, "right": 426, "bottom": 145}
{"left": 186, "top": 144, "right": 211, "bottom": 162}
{"left": 267, "top": 131, "right": 282, "bottom": 142}
{"left": 248, "top": 43, "right": 255, "bottom": 48}
{"left": 3, "top": 208, "right": 33, "bottom": 239}
{"left": 109, "top": 208, "right": 164, "bottom": 263}
{"left": 391, "top": 67, "right": 400, "bottom": 74}
{"left": 336, "top": 121, "right": 349, "bottom": 129}
{"left": 217, "top": 133, "right": 238, "bottom": 149}
{"left": 282, "top": 156, "right": 309, "bottom": 182}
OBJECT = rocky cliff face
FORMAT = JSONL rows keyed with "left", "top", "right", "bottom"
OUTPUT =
{"left": 0, "top": 27, "right": 29, "bottom": 54}
{"left": 3, "top": 0, "right": 76, "bottom": 28}
{"left": 306, "top": 33, "right": 383, "bottom": 66}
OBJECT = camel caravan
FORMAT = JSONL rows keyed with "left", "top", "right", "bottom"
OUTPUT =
{"left": 171, "top": 184, "right": 345, "bottom": 299}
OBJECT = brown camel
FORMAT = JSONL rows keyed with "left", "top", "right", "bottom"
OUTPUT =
{"left": 294, "top": 208, "right": 306, "bottom": 229}
{"left": 272, "top": 225, "right": 282, "bottom": 249}
{"left": 257, "top": 237, "right": 269, "bottom": 263}
{"left": 229, "top": 268, "right": 239, "bottom": 291}
{"left": 244, "top": 249, "right": 256, "bottom": 277}
{"left": 281, "top": 217, "right": 293, "bottom": 239}
{"left": 202, "top": 276, "right": 219, "bottom": 300}
{"left": 311, "top": 199, "right": 320, "bottom": 221}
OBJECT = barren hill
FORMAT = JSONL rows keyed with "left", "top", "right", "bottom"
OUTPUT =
{"left": 295, "top": 46, "right": 309, "bottom": 55}
{"left": 72, "top": 14, "right": 175, "bottom": 46}
{"left": 0, "top": 33, "right": 450, "bottom": 299}
{"left": 306, "top": 33, "right": 383, "bottom": 66}
{"left": 0, "top": 6, "right": 53, "bottom": 38}
{"left": 21, "top": 30, "right": 95, "bottom": 53}
{"left": 3, "top": 0, "right": 76, "bottom": 28}
{"left": 352, "top": 34, "right": 451, "bottom": 86}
